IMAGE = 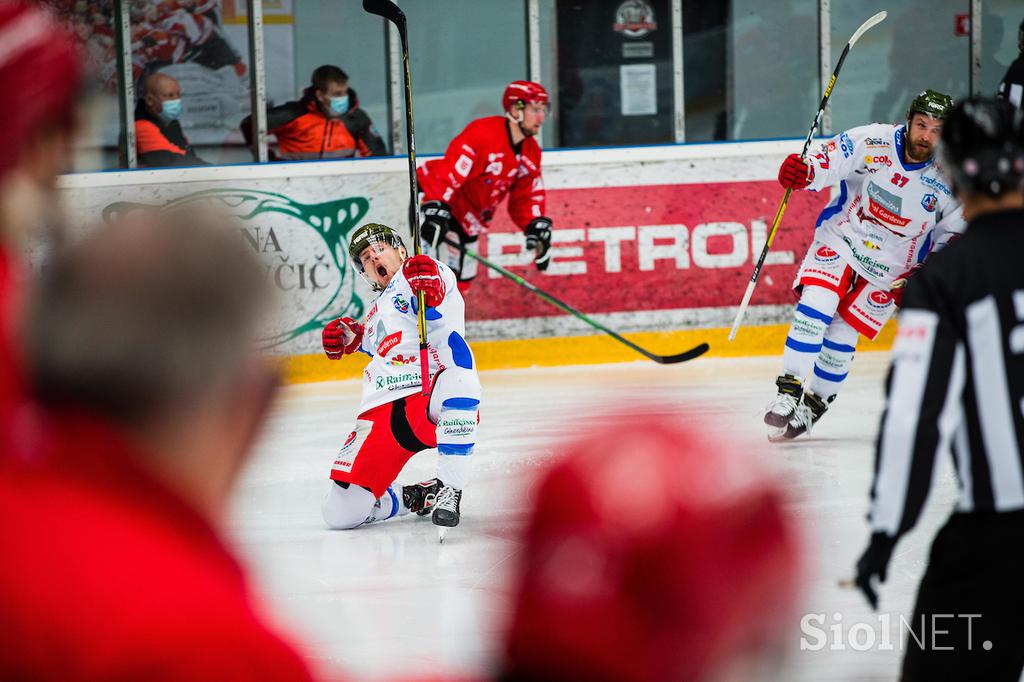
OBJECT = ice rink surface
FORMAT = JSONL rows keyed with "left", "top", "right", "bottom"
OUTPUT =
{"left": 229, "top": 352, "right": 959, "bottom": 681}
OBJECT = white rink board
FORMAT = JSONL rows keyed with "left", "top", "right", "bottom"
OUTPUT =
{"left": 57, "top": 140, "right": 817, "bottom": 355}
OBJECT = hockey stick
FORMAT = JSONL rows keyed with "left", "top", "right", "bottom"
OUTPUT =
{"left": 362, "top": 0, "right": 430, "bottom": 395}
{"left": 447, "top": 238, "right": 709, "bottom": 364}
{"left": 727, "top": 10, "right": 887, "bottom": 341}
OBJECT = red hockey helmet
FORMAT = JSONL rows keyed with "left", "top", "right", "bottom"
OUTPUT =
{"left": 503, "top": 80, "right": 549, "bottom": 114}
{"left": 0, "top": 2, "right": 83, "bottom": 179}
{"left": 502, "top": 410, "right": 802, "bottom": 682}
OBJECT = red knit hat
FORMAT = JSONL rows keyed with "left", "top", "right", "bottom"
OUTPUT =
{"left": 503, "top": 411, "right": 802, "bottom": 682}
{"left": 0, "top": 1, "right": 84, "bottom": 179}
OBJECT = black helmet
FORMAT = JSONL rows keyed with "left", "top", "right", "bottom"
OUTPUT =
{"left": 907, "top": 89, "right": 954, "bottom": 124}
{"left": 939, "top": 96, "right": 1024, "bottom": 197}
{"left": 347, "top": 222, "right": 406, "bottom": 272}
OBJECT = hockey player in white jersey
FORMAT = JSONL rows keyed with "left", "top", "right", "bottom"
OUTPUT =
{"left": 320, "top": 223, "right": 480, "bottom": 537}
{"left": 764, "top": 89, "right": 964, "bottom": 439}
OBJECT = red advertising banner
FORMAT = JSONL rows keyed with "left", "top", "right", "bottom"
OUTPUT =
{"left": 468, "top": 180, "right": 828, "bottom": 322}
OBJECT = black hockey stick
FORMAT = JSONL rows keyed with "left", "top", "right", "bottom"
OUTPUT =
{"left": 446, "top": 238, "right": 708, "bottom": 364}
{"left": 362, "top": 0, "right": 429, "bottom": 394}
{"left": 728, "top": 10, "right": 887, "bottom": 341}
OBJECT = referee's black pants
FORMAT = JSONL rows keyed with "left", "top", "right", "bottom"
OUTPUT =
{"left": 901, "top": 510, "right": 1024, "bottom": 682}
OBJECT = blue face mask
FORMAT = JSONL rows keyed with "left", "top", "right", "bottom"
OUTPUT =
{"left": 160, "top": 98, "right": 182, "bottom": 122}
{"left": 329, "top": 94, "right": 350, "bottom": 116}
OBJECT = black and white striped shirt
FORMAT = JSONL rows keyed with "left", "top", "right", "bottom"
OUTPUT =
{"left": 998, "top": 55, "right": 1024, "bottom": 111}
{"left": 870, "top": 208, "right": 1024, "bottom": 538}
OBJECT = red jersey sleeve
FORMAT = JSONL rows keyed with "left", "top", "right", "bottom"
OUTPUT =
{"left": 507, "top": 141, "right": 545, "bottom": 230}
{"left": 418, "top": 120, "right": 487, "bottom": 203}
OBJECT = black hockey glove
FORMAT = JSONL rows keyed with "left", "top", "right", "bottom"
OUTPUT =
{"left": 420, "top": 200, "right": 454, "bottom": 250}
{"left": 854, "top": 531, "right": 897, "bottom": 611}
{"left": 525, "top": 217, "right": 553, "bottom": 272}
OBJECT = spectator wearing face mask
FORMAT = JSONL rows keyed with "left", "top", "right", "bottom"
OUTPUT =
{"left": 133, "top": 72, "right": 208, "bottom": 168}
{"left": 241, "top": 64, "right": 387, "bottom": 161}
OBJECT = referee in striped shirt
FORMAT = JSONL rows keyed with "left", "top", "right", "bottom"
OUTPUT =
{"left": 854, "top": 97, "right": 1024, "bottom": 682}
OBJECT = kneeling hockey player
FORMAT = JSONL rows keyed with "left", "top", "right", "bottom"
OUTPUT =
{"left": 320, "top": 223, "right": 480, "bottom": 540}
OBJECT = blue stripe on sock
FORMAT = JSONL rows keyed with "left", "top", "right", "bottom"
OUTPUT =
{"left": 796, "top": 304, "right": 833, "bottom": 324}
{"left": 438, "top": 443, "right": 474, "bottom": 456}
{"left": 822, "top": 338, "right": 856, "bottom": 353}
{"left": 442, "top": 397, "right": 480, "bottom": 410}
{"left": 785, "top": 337, "right": 823, "bottom": 353}
{"left": 386, "top": 487, "right": 399, "bottom": 519}
{"left": 813, "top": 365, "right": 848, "bottom": 383}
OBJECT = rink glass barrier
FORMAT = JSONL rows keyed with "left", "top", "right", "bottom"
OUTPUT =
{"left": 55, "top": 139, "right": 899, "bottom": 383}
{"left": 55, "top": 0, "right": 995, "bottom": 169}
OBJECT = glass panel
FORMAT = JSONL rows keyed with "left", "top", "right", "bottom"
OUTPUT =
{"left": 682, "top": 1, "right": 727, "bottom": 142}
{"left": 257, "top": 0, "right": 388, "bottom": 162}
{"left": 403, "top": 0, "right": 527, "bottom": 155}
{"left": 538, "top": 0, "right": 560, "bottom": 148}
{"left": 44, "top": 1, "right": 120, "bottom": 171}
{"left": 829, "top": 0, "right": 969, "bottom": 134}
{"left": 727, "top": 0, "right": 818, "bottom": 140}
{"left": 982, "top": 2, "right": 1023, "bottom": 101}
{"left": 125, "top": 0, "right": 254, "bottom": 168}
{"left": 555, "top": 0, "right": 674, "bottom": 148}
{"left": 683, "top": 0, "right": 816, "bottom": 143}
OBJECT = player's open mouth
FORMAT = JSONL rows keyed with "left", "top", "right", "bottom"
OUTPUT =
{"left": 377, "top": 264, "right": 388, "bottom": 278}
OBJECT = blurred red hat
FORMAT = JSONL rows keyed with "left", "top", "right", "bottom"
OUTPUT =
{"left": 503, "top": 412, "right": 802, "bottom": 682}
{"left": 0, "top": 1, "right": 84, "bottom": 180}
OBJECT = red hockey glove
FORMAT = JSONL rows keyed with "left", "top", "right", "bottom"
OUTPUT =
{"left": 403, "top": 255, "right": 446, "bottom": 307}
{"left": 778, "top": 153, "right": 814, "bottom": 189}
{"left": 889, "top": 263, "right": 923, "bottom": 308}
{"left": 322, "top": 317, "right": 364, "bottom": 359}
{"left": 525, "top": 217, "right": 553, "bottom": 272}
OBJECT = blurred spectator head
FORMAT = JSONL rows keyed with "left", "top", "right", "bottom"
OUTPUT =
{"left": 0, "top": 2, "right": 83, "bottom": 231}
{"left": 502, "top": 411, "right": 802, "bottom": 682}
{"left": 142, "top": 72, "right": 183, "bottom": 123}
{"left": 26, "top": 207, "right": 277, "bottom": 517}
{"left": 311, "top": 64, "right": 350, "bottom": 118}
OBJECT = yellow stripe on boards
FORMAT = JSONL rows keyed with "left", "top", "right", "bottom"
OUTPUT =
{"left": 280, "top": 320, "right": 898, "bottom": 385}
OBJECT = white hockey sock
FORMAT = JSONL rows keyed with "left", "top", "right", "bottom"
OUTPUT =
{"left": 368, "top": 486, "right": 409, "bottom": 522}
{"left": 808, "top": 316, "right": 859, "bottom": 401}
{"left": 436, "top": 397, "right": 478, "bottom": 490}
{"left": 782, "top": 285, "right": 841, "bottom": 382}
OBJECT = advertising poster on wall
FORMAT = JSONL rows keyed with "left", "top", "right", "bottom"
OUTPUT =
{"left": 44, "top": 0, "right": 294, "bottom": 154}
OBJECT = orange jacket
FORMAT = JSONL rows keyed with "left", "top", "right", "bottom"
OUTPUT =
{"left": 241, "top": 87, "right": 387, "bottom": 160}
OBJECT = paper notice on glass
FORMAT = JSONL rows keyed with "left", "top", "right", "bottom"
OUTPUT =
{"left": 620, "top": 64, "right": 657, "bottom": 116}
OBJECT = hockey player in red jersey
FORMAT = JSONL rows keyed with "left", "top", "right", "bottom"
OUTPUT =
{"left": 416, "top": 80, "right": 553, "bottom": 290}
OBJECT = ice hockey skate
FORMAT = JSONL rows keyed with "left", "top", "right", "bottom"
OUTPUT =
{"left": 432, "top": 485, "right": 462, "bottom": 543}
{"left": 402, "top": 478, "right": 441, "bottom": 516}
{"left": 764, "top": 374, "right": 803, "bottom": 429}
{"left": 771, "top": 391, "right": 832, "bottom": 441}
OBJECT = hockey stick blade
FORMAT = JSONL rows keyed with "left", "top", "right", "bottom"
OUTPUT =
{"left": 441, "top": 238, "right": 710, "bottom": 364}
{"left": 849, "top": 11, "right": 887, "bottom": 47}
{"left": 362, "top": 0, "right": 405, "bottom": 25}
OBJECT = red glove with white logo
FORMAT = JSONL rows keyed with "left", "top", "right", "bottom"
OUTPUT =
{"left": 889, "top": 263, "right": 923, "bottom": 308}
{"left": 778, "top": 153, "right": 814, "bottom": 189}
{"left": 322, "top": 317, "right": 364, "bottom": 359}
{"left": 402, "top": 255, "right": 446, "bottom": 307}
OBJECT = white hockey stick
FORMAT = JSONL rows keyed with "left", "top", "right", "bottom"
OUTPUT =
{"left": 727, "top": 11, "right": 887, "bottom": 341}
